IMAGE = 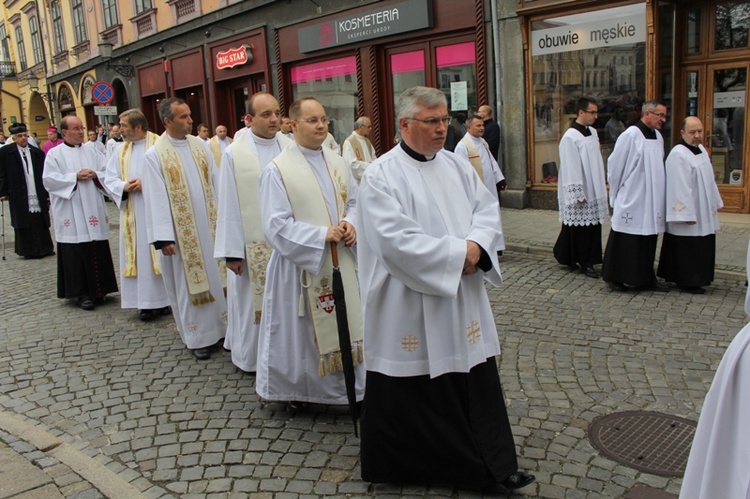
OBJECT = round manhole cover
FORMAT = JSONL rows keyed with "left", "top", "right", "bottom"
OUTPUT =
{"left": 588, "top": 411, "right": 696, "bottom": 477}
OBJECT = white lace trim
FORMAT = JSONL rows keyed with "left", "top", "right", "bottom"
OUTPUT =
{"left": 28, "top": 194, "right": 41, "bottom": 213}
{"left": 559, "top": 194, "right": 609, "bottom": 226}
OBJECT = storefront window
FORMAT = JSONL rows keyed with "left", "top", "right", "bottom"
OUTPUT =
{"left": 291, "top": 56, "right": 358, "bottom": 146}
{"left": 715, "top": 2, "right": 750, "bottom": 51}
{"left": 390, "top": 50, "right": 426, "bottom": 130}
{"left": 530, "top": 4, "right": 647, "bottom": 185}
{"left": 437, "top": 42, "right": 476, "bottom": 114}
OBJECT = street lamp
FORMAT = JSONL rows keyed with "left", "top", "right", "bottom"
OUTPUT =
{"left": 98, "top": 40, "right": 135, "bottom": 78}
{"left": 27, "top": 74, "right": 55, "bottom": 102}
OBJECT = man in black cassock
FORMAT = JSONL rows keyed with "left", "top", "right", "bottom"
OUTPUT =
{"left": 479, "top": 104, "right": 501, "bottom": 160}
{"left": 0, "top": 123, "right": 54, "bottom": 259}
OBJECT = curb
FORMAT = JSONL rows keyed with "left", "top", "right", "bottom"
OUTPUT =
{"left": 0, "top": 411, "right": 146, "bottom": 499}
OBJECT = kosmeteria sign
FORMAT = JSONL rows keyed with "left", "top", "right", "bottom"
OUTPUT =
{"left": 531, "top": 13, "right": 645, "bottom": 56}
{"left": 297, "top": 0, "right": 433, "bottom": 53}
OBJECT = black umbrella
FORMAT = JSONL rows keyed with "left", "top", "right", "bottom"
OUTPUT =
{"left": 330, "top": 242, "right": 359, "bottom": 436}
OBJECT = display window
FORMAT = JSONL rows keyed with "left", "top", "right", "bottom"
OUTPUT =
{"left": 529, "top": 4, "right": 647, "bottom": 185}
{"left": 291, "top": 56, "right": 358, "bottom": 146}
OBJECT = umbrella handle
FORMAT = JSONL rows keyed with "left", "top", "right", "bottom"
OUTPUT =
{"left": 330, "top": 241, "right": 339, "bottom": 267}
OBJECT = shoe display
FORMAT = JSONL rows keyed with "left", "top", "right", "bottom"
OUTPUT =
{"left": 191, "top": 348, "right": 211, "bottom": 360}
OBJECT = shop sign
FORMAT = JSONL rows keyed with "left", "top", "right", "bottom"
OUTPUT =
{"left": 298, "top": 0, "right": 432, "bottom": 53}
{"left": 216, "top": 45, "right": 252, "bottom": 70}
{"left": 531, "top": 13, "right": 645, "bottom": 56}
{"left": 714, "top": 91, "right": 745, "bottom": 109}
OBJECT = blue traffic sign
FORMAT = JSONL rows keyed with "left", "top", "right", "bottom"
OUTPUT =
{"left": 92, "top": 81, "right": 115, "bottom": 105}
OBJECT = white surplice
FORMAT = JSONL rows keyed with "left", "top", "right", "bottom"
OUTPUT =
{"left": 664, "top": 143, "right": 723, "bottom": 237}
{"left": 143, "top": 135, "right": 227, "bottom": 350}
{"left": 104, "top": 138, "right": 169, "bottom": 310}
{"left": 680, "top": 254, "right": 750, "bottom": 499}
{"left": 323, "top": 133, "right": 341, "bottom": 156}
{"left": 608, "top": 125, "right": 666, "bottom": 235}
{"left": 256, "top": 144, "right": 364, "bottom": 404}
{"left": 43, "top": 144, "right": 110, "bottom": 243}
{"left": 357, "top": 145, "right": 502, "bottom": 378}
{"left": 342, "top": 133, "right": 377, "bottom": 182}
{"left": 106, "top": 139, "right": 123, "bottom": 163}
{"left": 557, "top": 126, "right": 609, "bottom": 226}
{"left": 214, "top": 131, "right": 288, "bottom": 373}
{"left": 454, "top": 135, "right": 506, "bottom": 251}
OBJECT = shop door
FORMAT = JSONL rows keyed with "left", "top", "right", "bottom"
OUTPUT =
{"left": 681, "top": 64, "right": 749, "bottom": 212}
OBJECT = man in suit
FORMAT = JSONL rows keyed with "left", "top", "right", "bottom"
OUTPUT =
{"left": 0, "top": 123, "right": 54, "bottom": 258}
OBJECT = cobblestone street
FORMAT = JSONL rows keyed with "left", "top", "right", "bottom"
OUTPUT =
{"left": 1, "top": 204, "right": 748, "bottom": 498}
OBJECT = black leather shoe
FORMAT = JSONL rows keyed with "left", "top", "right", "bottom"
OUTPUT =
{"left": 681, "top": 286, "right": 706, "bottom": 294}
{"left": 191, "top": 348, "right": 211, "bottom": 360}
{"left": 637, "top": 282, "right": 670, "bottom": 292}
{"left": 287, "top": 401, "right": 308, "bottom": 412}
{"left": 139, "top": 309, "right": 155, "bottom": 321}
{"left": 581, "top": 266, "right": 599, "bottom": 278}
{"left": 607, "top": 282, "right": 627, "bottom": 292}
{"left": 500, "top": 471, "right": 536, "bottom": 490}
{"left": 78, "top": 296, "right": 95, "bottom": 310}
{"left": 158, "top": 306, "right": 172, "bottom": 316}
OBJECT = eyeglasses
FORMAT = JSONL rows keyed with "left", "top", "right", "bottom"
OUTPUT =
{"left": 650, "top": 111, "right": 668, "bottom": 119}
{"left": 296, "top": 117, "right": 330, "bottom": 125}
{"left": 406, "top": 116, "right": 453, "bottom": 126}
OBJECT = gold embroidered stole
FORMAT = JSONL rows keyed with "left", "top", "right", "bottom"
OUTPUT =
{"left": 231, "top": 138, "right": 273, "bottom": 324}
{"left": 460, "top": 135, "right": 487, "bottom": 182}
{"left": 155, "top": 134, "right": 224, "bottom": 306}
{"left": 346, "top": 133, "right": 365, "bottom": 161}
{"left": 209, "top": 136, "right": 229, "bottom": 169}
{"left": 273, "top": 145, "right": 363, "bottom": 375}
{"left": 120, "top": 131, "right": 161, "bottom": 277}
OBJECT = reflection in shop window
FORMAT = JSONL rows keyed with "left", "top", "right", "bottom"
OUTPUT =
{"left": 291, "top": 56, "right": 358, "bottom": 147}
{"left": 715, "top": 2, "right": 750, "bottom": 51}
{"left": 436, "top": 42, "right": 477, "bottom": 113}
{"left": 530, "top": 4, "right": 647, "bottom": 185}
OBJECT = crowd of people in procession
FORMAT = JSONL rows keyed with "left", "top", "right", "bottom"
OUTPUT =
{"left": 0, "top": 86, "right": 741, "bottom": 496}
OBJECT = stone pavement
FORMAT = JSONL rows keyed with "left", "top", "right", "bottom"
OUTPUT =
{"left": 0, "top": 202, "right": 749, "bottom": 498}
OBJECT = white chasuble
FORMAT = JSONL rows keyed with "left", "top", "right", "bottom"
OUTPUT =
{"left": 357, "top": 146, "right": 503, "bottom": 378}
{"left": 214, "top": 131, "right": 289, "bottom": 373}
{"left": 256, "top": 144, "right": 365, "bottom": 404}
{"left": 664, "top": 144, "right": 723, "bottom": 237}
{"left": 557, "top": 127, "right": 609, "bottom": 226}
{"left": 608, "top": 125, "right": 666, "bottom": 235}
{"left": 143, "top": 135, "right": 227, "bottom": 350}
{"left": 454, "top": 134, "right": 506, "bottom": 251}
{"left": 43, "top": 144, "right": 110, "bottom": 243}
{"left": 105, "top": 133, "right": 169, "bottom": 310}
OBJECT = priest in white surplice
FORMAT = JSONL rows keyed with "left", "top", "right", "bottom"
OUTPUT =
{"left": 104, "top": 109, "right": 170, "bottom": 320}
{"left": 215, "top": 93, "right": 292, "bottom": 374}
{"left": 602, "top": 100, "right": 669, "bottom": 292}
{"left": 143, "top": 97, "right": 227, "bottom": 360}
{"left": 207, "top": 125, "right": 232, "bottom": 168}
{"left": 680, "top": 243, "right": 750, "bottom": 499}
{"left": 454, "top": 113, "right": 507, "bottom": 253}
{"left": 342, "top": 116, "right": 377, "bottom": 184}
{"left": 553, "top": 97, "right": 609, "bottom": 278}
{"left": 657, "top": 117, "right": 723, "bottom": 294}
{"left": 257, "top": 97, "right": 363, "bottom": 408}
{"left": 357, "top": 87, "right": 534, "bottom": 492}
{"left": 43, "top": 116, "right": 118, "bottom": 311}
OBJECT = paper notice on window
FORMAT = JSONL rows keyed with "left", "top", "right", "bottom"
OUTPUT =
{"left": 451, "top": 82, "right": 467, "bottom": 111}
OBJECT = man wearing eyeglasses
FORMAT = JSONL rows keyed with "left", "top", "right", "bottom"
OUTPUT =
{"left": 553, "top": 97, "right": 609, "bottom": 279}
{"left": 214, "top": 92, "right": 292, "bottom": 374}
{"left": 356, "top": 86, "right": 534, "bottom": 493}
{"left": 257, "top": 97, "right": 363, "bottom": 410}
{"left": 602, "top": 99, "right": 669, "bottom": 292}
{"left": 342, "top": 116, "right": 377, "bottom": 184}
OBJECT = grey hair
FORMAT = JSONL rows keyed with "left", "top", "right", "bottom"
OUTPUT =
{"left": 642, "top": 99, "right": 665, "bottom": 114}
{"left": 158, "top": 97, "right": 186, "bottom": 123}
{"left": 396, "top": 87, "right": 447, "bottom": 121}
{"left": 354, "top": 117, "right": 368, "bottom": 128}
